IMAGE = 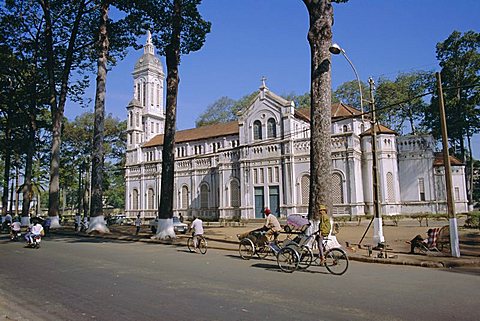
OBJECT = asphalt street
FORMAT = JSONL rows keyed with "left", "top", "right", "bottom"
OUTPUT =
{"left": 0, "top": 235, "right": 479, "bottom": 321}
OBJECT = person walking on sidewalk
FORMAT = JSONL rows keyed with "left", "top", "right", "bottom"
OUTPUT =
{"left": 135, "top": 215, "right": 141, "bottom": 235}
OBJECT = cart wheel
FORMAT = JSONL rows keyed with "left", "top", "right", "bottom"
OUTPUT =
{"left": 277, "top": 247, "right": 299, "bottom": 273}
{"left": 239, "top": 238, "right": 254, "bottom": 260}
{"left": 256, "top": 243, "right": 270, "bottom": 259}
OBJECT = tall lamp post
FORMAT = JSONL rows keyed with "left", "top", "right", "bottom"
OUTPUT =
{"left": 330, "top": 44, "right": 385, "bottom": 246}
{"left": 329, "top": 43, "right": 364, "bottom": 122}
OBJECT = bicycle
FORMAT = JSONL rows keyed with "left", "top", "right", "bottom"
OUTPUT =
{"left": 187, "top": 234, "right": 207, "bottom": 254}
{"left": 238, "top": 230, "right": 300, "bottom": 273}
{"left": 285, "top": 231, "right": 349, "bottom": 275}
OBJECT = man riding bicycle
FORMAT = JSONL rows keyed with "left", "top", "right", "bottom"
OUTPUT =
{"left": 263, "top": 208, "right": 282, "bottom": 243}
{"left": 189, "top": 216, "right": 204, "bottom": 248}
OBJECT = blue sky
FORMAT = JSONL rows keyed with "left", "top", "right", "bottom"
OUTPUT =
{"left": 66, "top": 0, "right": 480, "bottom": 157}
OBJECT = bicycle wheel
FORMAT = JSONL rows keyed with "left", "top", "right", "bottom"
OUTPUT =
{"left": 324, "top": 248, "right": 349, "bottom": 275}
{"left": 198, "top": 237, "right": 208, "bottom": 254}
{"left": 276, "top": 247, "right": 299, "bottom": 273}
{"left": 187, "top": 237, "right": 195, "bottom": 253}
{"left": 239, "top": 238, "right": 255, "bottom": 260}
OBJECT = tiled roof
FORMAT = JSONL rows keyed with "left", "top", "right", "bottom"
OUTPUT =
{"left": 143, "top": 102, "right": 391, "bottom": 147}
{"left": 433, "top": 153, "right": 464, "bottom": 166}
{"left": 143, "top": 121, "right": 239, "bottom": 148}
{"left": 294, "top": 102, "right": 364, "bottom": 122}
{"left": 360, "top": 124, "right": 397, "bottom": 136}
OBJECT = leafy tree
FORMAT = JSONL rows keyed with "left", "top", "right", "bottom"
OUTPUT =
{"left": 195, "top": 92, "right": 257, "bottom": 127}
{"left": 0, "top": 3, "right": 51, "bottom": 223}
{"left": 62, "top": 113, "right": 126, "bottom": 215}
{"left": 423, "top": 30, "right": 480, "bottom": 205}
{"left": 333, "top": 79, "right": 369, "bottom": 111}
{"left": 302, "top": 0, "right": 347, "bottom": 221}
{"left": 195, "top": 96, "right": 235, "bottom": 127}
{"left": 375, "top": 71, "right": 432, "bottom": 135}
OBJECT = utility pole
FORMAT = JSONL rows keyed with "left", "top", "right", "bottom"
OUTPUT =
{"left": 369, "top": 77, "right": 385, "bottom": 246}
{"left": 436, "top": 72, "right": 460, "bottom": 257}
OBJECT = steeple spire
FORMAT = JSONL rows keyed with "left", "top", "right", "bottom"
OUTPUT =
{"left": 144, "top": 30, "right": 155, "bottom": 55}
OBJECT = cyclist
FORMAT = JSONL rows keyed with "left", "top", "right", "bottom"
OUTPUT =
{"left": 316, "top": 204, "right": 331, "bottom": 264}
{"left": 189, "top": 216, "right": 204, "bottom": 249}
{"left": 263, "top": 208, "right": 281, "bottom": 243}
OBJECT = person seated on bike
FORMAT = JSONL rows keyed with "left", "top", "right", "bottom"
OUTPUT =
{"left": 316, "top": 205, "right": 331, "bottom": 264}
{"left": 263, "top": 208, "right": 281, "bottom": 244}
{"left": 25, "top": 219, "right": 44, "bottom": 244}
{"left": 189, "top": 216, "right": 204, "bottom": 248}
{"left": 10, "top": 219, "right": 21, "bottom": 237}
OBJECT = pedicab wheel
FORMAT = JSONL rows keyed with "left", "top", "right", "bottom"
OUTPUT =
{"left": 276, "top": 247, "right": 299, "bottom": 273}
{"left": 198, "top": 237, "right": 207, "bottom": 255}
{"left": 239, "top": 238, "right": 255, "bottom": 260}
{"left": 256, "top": 243, "right": 269, "bottom": 259}
{"left": 187, "top": 237, "right": 195, "bottom": 253}
{"left": 324, "top": 248, "right": 349, "bottom": 275}
{"left": 298, "top": 245, "right": 313, "bottom": 269}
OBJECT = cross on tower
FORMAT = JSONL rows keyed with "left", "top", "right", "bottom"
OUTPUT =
{"left": 261, "top": 76, "right": 267, "bottom": 88}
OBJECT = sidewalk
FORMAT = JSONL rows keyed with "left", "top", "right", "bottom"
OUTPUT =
{"left": 53, "top": 219, "right": 480, "bottom": 269}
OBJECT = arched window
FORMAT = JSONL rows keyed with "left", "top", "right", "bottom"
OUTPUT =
{"left": 200, "top": 184, "right": 209, "bottom": 208}
{"left": 332, "top": 172, "right": 344, "bottom": 204}
{"left": 253, "top": 120, "right": 262, "bottom": 140}
{"left": 181, "top": 186, "right": 189, "bottom": 209}
{"left": 386, "top": 172, "right": 395, "bottom": 202}
{"left": 147, "top": 188, "right": 155, "bottom": 209}
{"left": 129, "top": 111, "right": 133, "bottom": 127}
{"left": 301, "top": 175, "right": 310, "bottom": 205}
{"left": 267, "top": 118, "right": 276, "bottom": 138}
{"left": 230, "top": 180, "right": 240, "bottom": 207}
{"left": 142, "top": 82, "right": 147, "bottom": 106}
{"left": 132, "top": 189, "right": 139, "bottom": 210}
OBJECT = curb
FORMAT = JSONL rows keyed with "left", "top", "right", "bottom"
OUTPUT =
{"left": 51, "top": 230, "right": 480, "bottom": 269}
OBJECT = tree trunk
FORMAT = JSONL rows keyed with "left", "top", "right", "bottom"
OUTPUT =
{"left": 303, "top": 0, "right": 334, "bottom": 221}
{"left": 2, "top": 120, "right": 11, "bottom": 217}
{"left": 41, "top": 0, "right": 85, "bottom": 228}
{"left": 155, "top": 0, "right": 182, "bottom": 240}
{"left": 88, "top": 0, "right": 110, "bottom": 234}
{"left": 21, "top": 94, "right": 38, "bottom": 225}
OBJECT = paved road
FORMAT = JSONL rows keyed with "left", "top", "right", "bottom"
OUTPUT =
{"left": 0, "top": 235, "right": 478, "bottom": 321}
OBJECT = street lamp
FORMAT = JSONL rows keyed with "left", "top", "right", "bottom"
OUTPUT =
{"left": 329, "top": 43, "right": 364, "bottom": 122}
{"left": 330, "top": 43, "right": 385, "bottom": 246}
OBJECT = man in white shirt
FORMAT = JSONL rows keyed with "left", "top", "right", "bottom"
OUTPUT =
{"left": 189, "top": 216, "right": 204, "bottom": 248}
{"left": 263, "top": 208, "right": 281, "bottom": 243}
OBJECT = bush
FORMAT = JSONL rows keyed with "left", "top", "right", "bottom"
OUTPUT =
{"left": 465, "top": 212, "right": 480, "bottom": 229}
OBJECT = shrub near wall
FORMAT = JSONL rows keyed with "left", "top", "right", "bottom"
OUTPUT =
{"left": 465, "top": 212, "right": 480, "bottom": 229}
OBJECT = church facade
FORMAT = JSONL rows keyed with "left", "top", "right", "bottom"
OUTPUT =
{"left": 124, "top": 37, "right": 469, "bottom": 221}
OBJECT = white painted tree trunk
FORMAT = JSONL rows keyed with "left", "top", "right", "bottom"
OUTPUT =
{"left": 49, "top": 216, "right": 62, "bottom": 228}
{"left": 152, "top": 218, "right": 176, "bottom": 240}
{"left": 86, "top": 215, "right": 110, "bottom": 234}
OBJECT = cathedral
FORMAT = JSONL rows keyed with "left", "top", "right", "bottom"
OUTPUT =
{"left": 124, "top": 34, "right": 469, "bottom": 221}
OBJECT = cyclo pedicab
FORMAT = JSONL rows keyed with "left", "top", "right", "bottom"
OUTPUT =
{"left": 237, "top": 226, "right": 300, "bottom": 273}
{"left": 238, "top": 214, "right": 349, "bottom": 275}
